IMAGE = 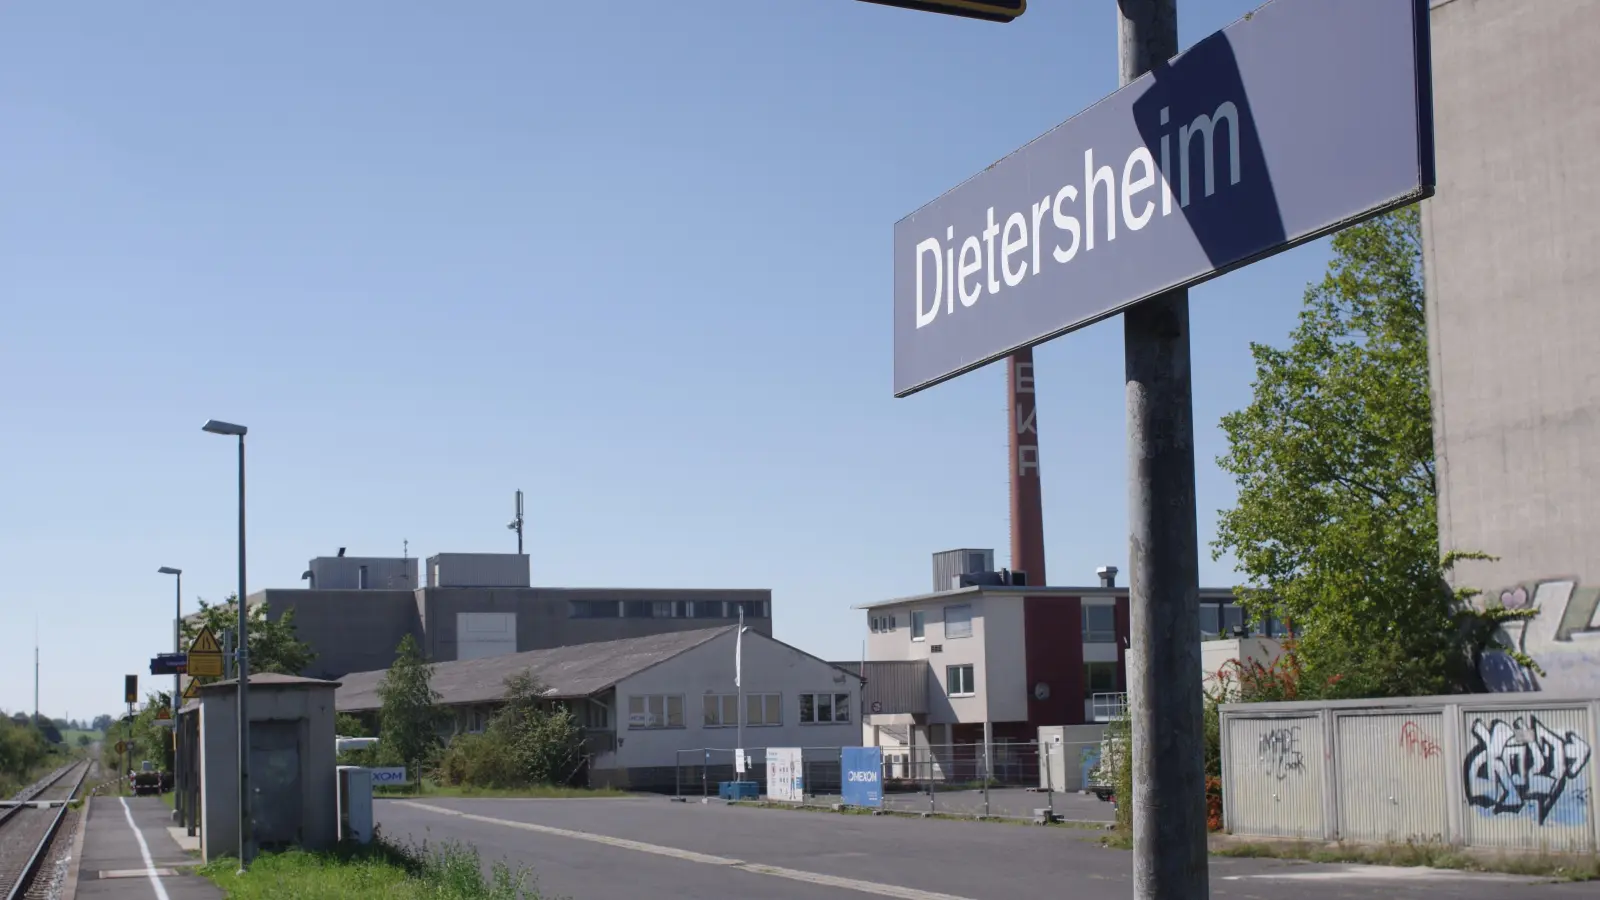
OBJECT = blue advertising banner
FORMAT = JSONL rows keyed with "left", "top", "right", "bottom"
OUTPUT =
{"left": 892, "top": 0, "right": 1434, "bottom": 396}
{"left": 841, "top": 746, "right": 884, "bottom": 808}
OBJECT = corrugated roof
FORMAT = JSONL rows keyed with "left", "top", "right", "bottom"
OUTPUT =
{"left": 334, "top": 626, "right": 735, "bottom": 712}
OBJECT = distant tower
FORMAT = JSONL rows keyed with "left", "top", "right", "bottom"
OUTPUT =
{"left": 507, "top": 490, "right": 525, "bottom": 555}
{"left": 1009, "top": 351, "right": 1047, "bottom": 584}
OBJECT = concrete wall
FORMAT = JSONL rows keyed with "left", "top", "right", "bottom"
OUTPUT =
{"left": 605, "top": 630, "right": 860, "bottom": 782}
{"left": 982, "top": 595, "right": 1028, "bottom": 723}
{"left": 197, "top": 682, "right": 339, "bottom": 862}
{"left": 307, "top": 557, "right": 416, "bottom": 590}
{"left": 1422, "top": 0, "right": 1600, "bottom": 693}
{"left": 255, "top": 589, "right": 421, "bottom": 680}
{"left": 1221, "top": 693, "right": 1599, "bottom": 852}
{"left": 417, "top": 587, "right": 772, "bottom": 664}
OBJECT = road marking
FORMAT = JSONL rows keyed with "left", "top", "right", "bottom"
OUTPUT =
{"left": 395, "top": 800, "right": 979, "bottom": 900}
{"left": 117, "top": 797, "right": 172, "bottom": 900}
{"left": 1221, "top": 865, "right": 1543, "bottom": 883}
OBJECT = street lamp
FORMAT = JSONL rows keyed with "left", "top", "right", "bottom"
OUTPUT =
{"left": 201, "top": 418, "right": 250, "bottom": 868}
{"left": 158, "top": 566, "right": 182, "bottom": 822}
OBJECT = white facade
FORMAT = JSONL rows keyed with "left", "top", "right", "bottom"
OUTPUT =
{"left": 866, "top": 591, "right": 1023, "bottom": 727}
{"left": 596, "top": 629, "right": 861, "bottom": 780}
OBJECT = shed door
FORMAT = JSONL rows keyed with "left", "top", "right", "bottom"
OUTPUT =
{"left": 250, "top": 720, "right": 302, "bottom": 848}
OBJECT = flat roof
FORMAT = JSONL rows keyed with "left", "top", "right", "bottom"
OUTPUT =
{"left": 854, "top": 584, "right": 1241, "bottom": 610}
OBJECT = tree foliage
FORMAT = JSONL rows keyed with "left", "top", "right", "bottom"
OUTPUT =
{"left": 181, "top": 594, "right": 316, "bottom": 683}
{"left": 1212, "top": 205, "right": 1534, "bottom": 698}
{"left": 437, "top": 672, "right": 585, "bottom": 789}
{"left": 0, "top": 713, "right": 58, "bottom": 796}
{"left": 376, "top": 635, "right": 444, "bottom": 774}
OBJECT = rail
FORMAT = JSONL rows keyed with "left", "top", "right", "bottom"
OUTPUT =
{"left": 0, "top": 759, "right": 91, "bottom": 900}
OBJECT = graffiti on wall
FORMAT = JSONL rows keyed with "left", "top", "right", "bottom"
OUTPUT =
{"left": 1462, "top": 715, "right": 1592, "bottom": 826}
{"left": 1258, "top": 726, "right": 1305, "bottom": 780}
{"left": 1479, "top": 578, "right": 1600, "bottom": 693}
{"left": 1399, "top": 721, "right": 1442, "bottom": 759}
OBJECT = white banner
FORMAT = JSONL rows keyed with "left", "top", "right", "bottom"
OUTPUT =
{"left": 369, "top": 766, "right": 408, "bottom": 786}
{"left": 765, "top": 748, "right": 804, "bottom": 803}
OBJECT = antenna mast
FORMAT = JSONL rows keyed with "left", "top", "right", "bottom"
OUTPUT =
{"left": 507, "top": 489, "right": 525, "bottom": 555}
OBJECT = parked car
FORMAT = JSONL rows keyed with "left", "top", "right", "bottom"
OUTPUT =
{"left": 130, "top": 760, "right": 164, "bottom": 796}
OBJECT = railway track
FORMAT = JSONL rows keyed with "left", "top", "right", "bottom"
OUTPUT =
{"left": 0, "top": 759, "right": 91, "bottom": 900}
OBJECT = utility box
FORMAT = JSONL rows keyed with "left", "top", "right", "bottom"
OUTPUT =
{"left": 1036, "top": 724, "right": 1109, "bottom": 793}
{"left": 196, "top": 674, "right": 342, "bottom": 863}
{"left": 337, "top": 766, "right": 374, "bottom": 844}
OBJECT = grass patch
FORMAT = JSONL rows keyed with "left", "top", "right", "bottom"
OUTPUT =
{"left": 200, "top": 836, "right": 551, "bottom": 899}
{"left": 374, "top": 780, "right": 628, "bottom": 800}
{"left": 159, "top": 790, "right": 175, "bottom": 810}
{"left": 1216, "top": 838, "right": 1599, "bottom": 881}
{"left": 728, "top": 798, "right": 1111, "bottom": 831}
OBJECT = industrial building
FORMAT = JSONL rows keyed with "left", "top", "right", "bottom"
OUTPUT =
{"left": 1422, "top": 0, "right": 1600, "bottom": 693}
{"left": 253, "top": 549, "right": 773, "bottom": 680}
{"left": 854, "top": 549, "right": 1277, "bottom": 758}
{"left": 334, "top": 626, "right": 861, "bottom": 790}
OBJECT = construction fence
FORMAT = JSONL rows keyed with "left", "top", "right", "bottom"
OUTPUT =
{"left": 672, "top": 740, "right": 1116, "bottom": 823}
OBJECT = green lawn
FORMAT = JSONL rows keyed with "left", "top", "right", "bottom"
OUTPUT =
{"left": 201, "top": 840, "right": 542, "bottom": 899}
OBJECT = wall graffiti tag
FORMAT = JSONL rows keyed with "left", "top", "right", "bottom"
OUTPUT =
{"left": 1479, "top": 577, "right": 1600, "bottom": 694}
{"left": 1462, "top": 715, "right": 1592, "bottom": 826}
{"left": 1399, "top": 721, "right": 1441, "bottom": 759}
{"left": 1258, "top": 726, "right": 1305, "bottom": 780}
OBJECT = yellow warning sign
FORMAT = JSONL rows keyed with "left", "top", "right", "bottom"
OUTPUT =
{"left": 182, "top": 679, "right": 200, "bottom": 700}
{"left": 155, "top": 706, "right": 171, "bottom": 720}
{"left": 189, "top": 627, "right": 221, "bottom": 654}
{"left": 187, "top": 626, "right": 225, "bottom": 678}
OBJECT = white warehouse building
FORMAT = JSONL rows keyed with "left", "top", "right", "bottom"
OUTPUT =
{"left": 334, "top": 626, "right": 862, "bottom": 791}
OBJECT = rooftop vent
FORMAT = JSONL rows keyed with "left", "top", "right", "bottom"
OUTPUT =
{"left": 1096, "top": 566, "right": 1119, "bottom": 588}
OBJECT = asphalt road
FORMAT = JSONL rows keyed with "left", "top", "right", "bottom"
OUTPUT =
{"left": 375, "top": 797, "right": 1594, "bottom": 900}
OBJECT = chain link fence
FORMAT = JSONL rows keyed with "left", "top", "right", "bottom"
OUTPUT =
{"left": 673, "top": 740, "right": 1115, "bottom": 823}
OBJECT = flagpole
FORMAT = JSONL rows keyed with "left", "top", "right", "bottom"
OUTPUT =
{"left": 736, "top": 608, "right": 744, "bottom": 779}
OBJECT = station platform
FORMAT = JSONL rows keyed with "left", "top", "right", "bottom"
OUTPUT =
{"left": 68, "top": 795, "right": 221, "bottom": 900}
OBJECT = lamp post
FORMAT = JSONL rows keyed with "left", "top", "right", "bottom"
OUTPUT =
{"left": 202, "top": 418, "right": 250, "bottom": 868}
{"left": 158, "top": 566, "right": 181, "bottom": 822}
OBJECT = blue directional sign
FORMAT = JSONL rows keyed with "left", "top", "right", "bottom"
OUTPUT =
{"left": 149, "top": 653, "right": 188, "bottom": 676}
{"left": 892, "top": 0, "right": 1435, "bottom": 396}
{"left": 841, "top": 747, "right": 883, "bottom": 808}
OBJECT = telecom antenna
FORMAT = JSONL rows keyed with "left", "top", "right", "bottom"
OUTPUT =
{"left": 508, "top": 490, "right": 525, "bottom": 555}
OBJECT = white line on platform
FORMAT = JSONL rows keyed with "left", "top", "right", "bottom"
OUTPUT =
{"left": 395, "top": 800, "right": 979, "bottom": 900}
{"left": 118, "top": 797, "right": 172, "bottom": 900}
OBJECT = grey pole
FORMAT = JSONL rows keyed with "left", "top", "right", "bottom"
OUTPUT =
{"left": 235, "top": 431, "right": 251, "bottom": 868}
{"left": 203, "top": 419, "right": 251, "bottom": 868}
{"left": 1119, "top": 1, "right": 1210, "bottom": 897}
{"left": 158, "top": 567, "right": 183, "bottom": 822}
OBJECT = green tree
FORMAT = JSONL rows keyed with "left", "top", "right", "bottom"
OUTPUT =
{"left": 181, "top": 594, "right": 316, "bottom": 683}
{"left": 436, "top": 673, "right": 584, "bottom": 789}
{"left": 376, "top": 635, "right": 443, "bottom": 775}
{"left": 1211, "top": 205, "right": 1533, "bottom": 698}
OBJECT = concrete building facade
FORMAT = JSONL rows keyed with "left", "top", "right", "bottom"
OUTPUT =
{"left": 855, "top": 552, "right": 1270, "bottom": 758}
{"left": 1422, "top": 0, "right": 1600, "bottom": 693}
{"left": 334, "top": 627, "right": 860, "bottom": 791}
{"left": 254, "top": 550, "right": 773, "bottom": 680}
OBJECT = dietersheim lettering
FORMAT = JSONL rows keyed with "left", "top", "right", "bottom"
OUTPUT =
{"left": 913, "top": 102, "right": 1241, "bottom": 329}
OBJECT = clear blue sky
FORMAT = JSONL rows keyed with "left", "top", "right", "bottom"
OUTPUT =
{"left": 0, "top": 0, "right": 1331, "bottom": 722}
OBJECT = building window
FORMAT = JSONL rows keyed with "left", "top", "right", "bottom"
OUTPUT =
{"left": 1084, "top": 662, "right": 1118, "bottom": 698}
{"left": 623, "top": 600, "right": 654, "bottom": 618}
{"left": 946, "top": 664, "right": 976, "bottom": 697}
{"left": 584, "top": 700, "right": 610, "bottom": 729}
{"left": 943, "top": 604, "right": 973, "bottom": 639}
{"left": 693, "top": 600, "right": 725, "bottom": 619}
{"left": 746, "top": 693, "right": 781, "bottom": 726}
{"left": 730, "top": 599, "right": 765, "bottom": 619}
{"left": 1199, "top": 603, "right": 1221, "bottom": 639}
{"left": 569, "top": 600, "right": 620, "bottom": 619}
{"left": 884, "top": 615, "right": 895, "bottom": 632}
{"left": 703, "top": 693, "right": 781, "bottom": 727}
{"left": 799, "top": 692, "right": 852, "bottom": 724}
{"left": 967, "top": 552, "right": 986, "bottom": 572}
{"left": 1082, "top": 605, "right": 1116, "bottom": 643}
{"left": 910, "top": 610, "right": 926, "bottom": 641}
{"left": 627, "top": 694, "right": 684, "bottom": 729}
{"left": 652, "top": 601, "right": 687, "bottom": 618}
{"left": 1221, "top": 603, "right": 1245, "bottom": 636}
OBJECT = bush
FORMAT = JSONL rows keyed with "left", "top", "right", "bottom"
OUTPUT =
{"left": 200, "top": 836, "right": 541, "bottom": 899}
{"left": 436, "top": 673, "right": 583, "bottom": 790}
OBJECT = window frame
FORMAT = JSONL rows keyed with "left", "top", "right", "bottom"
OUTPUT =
{"left": 943, "top": 604, "right": 974, "bottom": 640}
{"left": 798, "top": 692, "right": 853, "bottom": 725}
{"left": 910, "top": 610, "right": 926, "bottom": 641}
{"left": 626, "top": 693, "right": 685, "bottom": 729}
{"left": 703, "top": 692, "right": 781, "bottom": 727}
{"left": 1082, "top": 604, "right": 1117, "bottom": 643}
{"left": 946, "top": 664, "right": 977, "bottom": 698}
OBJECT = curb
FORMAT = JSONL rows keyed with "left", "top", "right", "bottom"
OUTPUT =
{"left": 60, "top": 795, "right": 91, "bottom": 900}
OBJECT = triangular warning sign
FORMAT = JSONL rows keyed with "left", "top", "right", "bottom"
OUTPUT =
{"left": 156, "top": 706, "right": 172, "bottom": 720}
{"left": 182, "top": 679, "right": 200, "bottom": 700}
{"left": 189, "top": 627, "right": 221, "bottom": 655}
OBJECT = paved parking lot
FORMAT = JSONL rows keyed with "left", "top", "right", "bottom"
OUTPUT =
{"left": 375, "top": 796, "right": 1593, "bottom": 900}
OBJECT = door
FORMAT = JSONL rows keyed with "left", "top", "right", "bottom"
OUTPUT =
{"left": 250, "top": 721, "right": 302, "bottom": 848}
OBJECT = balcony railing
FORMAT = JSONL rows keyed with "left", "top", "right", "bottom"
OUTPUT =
{"left": 1091, "top": 692, "right": 1128, "bottom": 723}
